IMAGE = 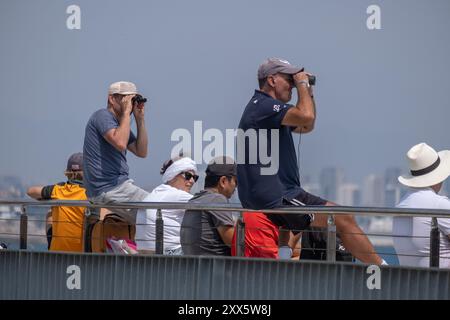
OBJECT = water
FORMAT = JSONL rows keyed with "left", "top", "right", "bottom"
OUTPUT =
{"left": 375, "top": 245, "right": 399, "bottom": 265}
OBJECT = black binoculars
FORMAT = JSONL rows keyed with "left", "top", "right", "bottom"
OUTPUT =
{"left": 132, "top": 94, "right": 147, "bottom": 105}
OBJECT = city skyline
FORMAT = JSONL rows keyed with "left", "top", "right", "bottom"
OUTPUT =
{"left": 5, "top": 164, "right": 449, "bottom": 208}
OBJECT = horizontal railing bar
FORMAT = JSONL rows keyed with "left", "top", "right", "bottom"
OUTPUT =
{"left": 1, "top": 199, "right": 450, "bottom": 218}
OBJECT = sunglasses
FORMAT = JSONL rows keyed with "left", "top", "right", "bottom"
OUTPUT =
{"left": 277, "top": 74, "right": 295, "bottom": 86}
{"left": 181, "top": 172, "right": 199, "bottom": 182}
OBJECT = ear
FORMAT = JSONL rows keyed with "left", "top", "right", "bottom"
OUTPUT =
{"left": 108, "top": 95, "right": 115, "bottom": 106}
{"left": 219, "top": 176, "right": 228, "bottom": 188}
{"left": 267, "top": 75, "right": 276, "bottom": 88}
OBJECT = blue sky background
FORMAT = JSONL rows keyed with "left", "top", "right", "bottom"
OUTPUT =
{"left": 1, "top": 0, "right": 449, "bottom": 191}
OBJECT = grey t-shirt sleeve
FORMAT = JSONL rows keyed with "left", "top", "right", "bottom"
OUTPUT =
{"left": 95, "top": 110, "right": 119, "bottom": 136}
{"left": 95, "top": 110, "right": 136, "bottom": 146}
{"left": 208, "top": 193, "right": 235, "bottom": 227}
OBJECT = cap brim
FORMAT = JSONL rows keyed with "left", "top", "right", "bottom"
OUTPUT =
{"left": 109, "top": 91, "right": 138, "bottom": 95}
{"left": 279, "top": 66, "right": 304, "bottom": 75}
{"left": 398, "top": 150, "right": 450, "bottom": 188}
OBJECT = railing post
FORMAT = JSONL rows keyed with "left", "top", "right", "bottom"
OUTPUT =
{"left": 235, "top": 212, "right": 245, "bottom": 257}
{"left": 326, "top": 214, "right": 336, "bottom": 262}
{"left": 155, "top": 208, "right": 164, "bottom": 254}
{"left": 430, "top": 217, "right": 440, "bottom": 268}
{"left": 20, "top": 205, "right": 28, "bottom": 250}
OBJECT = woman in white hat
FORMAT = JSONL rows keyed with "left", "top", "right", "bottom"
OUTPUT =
{"left": 136, "top": 156, "right": 198, "bottom": 255}
{"left": 393, "top": 143, "right": 450, "bottom": 268}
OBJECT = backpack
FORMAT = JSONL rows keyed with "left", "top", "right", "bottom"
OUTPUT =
{"left": 300, "top": 226, "right": 354, "bottom": 262}
{"left": 90, "top": 213, "right": 136, "bottom": 253}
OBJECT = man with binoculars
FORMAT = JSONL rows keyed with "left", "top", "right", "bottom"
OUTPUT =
{"left": 83, "top": 81, "right": 149, "bottom": 225}
{"left": 237, "top": 58, "right": 384, "bottom": 264}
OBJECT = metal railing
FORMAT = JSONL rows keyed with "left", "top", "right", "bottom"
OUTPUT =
{"left": 1, "top": 199, "right": 449, "bottom": 267}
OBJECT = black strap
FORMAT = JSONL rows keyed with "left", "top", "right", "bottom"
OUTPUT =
{"left": 411, "top": 157, "right": 440, "bottom": 176}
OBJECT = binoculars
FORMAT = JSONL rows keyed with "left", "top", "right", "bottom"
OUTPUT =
{"left": 132, "top": 94, "right": 147, "bottom": 105}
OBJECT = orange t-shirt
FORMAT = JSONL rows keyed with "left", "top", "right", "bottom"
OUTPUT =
{"left": 43, "top": 181, "right": 87, "bottom": 252}
{"left": 231, "top": 212, "right": 279, "bottom": 258}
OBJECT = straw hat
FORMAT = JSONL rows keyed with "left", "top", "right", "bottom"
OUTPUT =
{"left": 398, "top": 143, "right": 450, "bottom": 188}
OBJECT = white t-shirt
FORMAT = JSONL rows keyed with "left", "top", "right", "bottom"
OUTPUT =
{"left": 135, "top": 184, "right": 193, "bottom": 251}
{"left": 393, "top": 188, "right": 450, "bottom": 268}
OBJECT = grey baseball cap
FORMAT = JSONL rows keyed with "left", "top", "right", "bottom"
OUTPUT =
{"left": 66, "top": 152, "right": 83, "bottom": 172}
{"left": 257, "top": 57, "right": 304, "bottom": 79}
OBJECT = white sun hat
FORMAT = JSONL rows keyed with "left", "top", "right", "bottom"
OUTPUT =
{"left": 398, "top": 143, "right": 450, "bottom": 188}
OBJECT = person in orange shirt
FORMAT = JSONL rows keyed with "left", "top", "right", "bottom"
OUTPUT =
{"left": 231, "top": 212, "right": 301, "bottom": 259}
{"left": 27, "top": 152, "right": 87, "bottom": 252}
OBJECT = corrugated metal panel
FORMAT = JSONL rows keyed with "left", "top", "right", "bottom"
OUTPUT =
{"left": 1, "top": 250, "right": 449, "bottom": 299}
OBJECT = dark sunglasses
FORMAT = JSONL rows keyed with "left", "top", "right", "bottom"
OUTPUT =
{"left": 277, "top": 74, "right": 295, "bottom": 86}
{"left": 181, "top": 172, "right": 199, "bottom": 182}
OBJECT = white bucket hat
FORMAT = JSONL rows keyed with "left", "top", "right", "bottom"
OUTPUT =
{"left": 398, "top": 143, "right": 450, "bottom": 188}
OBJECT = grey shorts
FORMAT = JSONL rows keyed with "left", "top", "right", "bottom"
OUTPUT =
{"left": 90, "top": 179, "right": 149, "bottom": 224}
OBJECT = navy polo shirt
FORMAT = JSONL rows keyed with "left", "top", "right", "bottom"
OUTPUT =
{"left": 237, "top": 90, "right": 306, "bottom": 209}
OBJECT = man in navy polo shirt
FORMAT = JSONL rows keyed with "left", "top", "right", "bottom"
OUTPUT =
{"left": 237, "top": 58, "right": 383, "bottom": 264}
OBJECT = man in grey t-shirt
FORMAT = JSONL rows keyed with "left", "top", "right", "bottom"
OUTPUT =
{"left": 181, "top": 157, "right": 237, "bottom": 256}
{"left": 83, "top": 81, "right": 149, "bottom": 223}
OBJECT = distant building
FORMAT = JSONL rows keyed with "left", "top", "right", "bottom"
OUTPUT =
{"left": 442, "top": 179, "right": 450, "bottom": 197}
{"left": 384, "top": 167, "right": 402, "bottom": 207}
{"left": 338, "top": 183, "right": 361, "bottom": 206}
{"left": 362, "top": 174, "right": 385, "bottom": 207}
{"left": 0, "top": 175, "right": 25, "bottom": 199}
{"left": 302, "top": 182, "right": 321, "bottom": 198}
{"left": 319, "top": 167, "right": 343, "bottom": 203}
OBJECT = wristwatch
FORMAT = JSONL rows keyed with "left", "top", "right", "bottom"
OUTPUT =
{"left": 297, "top": 80, "right": 310, "bottom": 88}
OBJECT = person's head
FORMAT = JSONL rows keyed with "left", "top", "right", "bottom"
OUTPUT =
{"left": 398, "top": 143, "right": 450, "bottom": 193}
{"left": 257, "top": 57, "right": 303, "bottom": 103}
{"left": 65, "top": 152, "right": 83, "bottom": 181}
{"left": 161, "top": 156, "right": 198, "bottom": 193}
{"left": 204, "top": 156, "right": 237, "bottom": 199}
{"left": 107, "top": 81, "right": 138, "bottom": 113}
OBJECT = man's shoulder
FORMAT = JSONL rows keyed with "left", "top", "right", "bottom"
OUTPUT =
{"left": 397, "top": 188, "right": 450, "bottom": 209}
{"left": 251, "top": 90, "right": 280, "bottom": 106}
{"left": 90, "top": 108, "right": 112, "bottom": 120}
{"left": 251, "top": 90, "right": 292, "bottom": 116}
{"left": 436, "top": 194, "right": 450, "bottom": 209}
{"left": 191, "top": 190, "right": 227, "bottom": 204}
{"left": 87, "top": 108, "right": 110, "bottom": 122}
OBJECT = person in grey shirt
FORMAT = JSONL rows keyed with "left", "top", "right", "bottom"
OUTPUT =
{"left": 181, "top": 157, "right": 237, "bottom": 256}
{"left": 83, "top": 81, "right": 149, "bottom": 224}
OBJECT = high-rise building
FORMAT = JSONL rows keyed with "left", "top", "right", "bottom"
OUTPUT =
{"left": 319, "top": 167, "right": 343, "bottom": 203}
{"left": 301, "top": 174, "right": 321, "bottom": 201}
{"left": 384, "top": 167, "right": 401, "bottom": 186}
{"left": 338, "top": 183, "right": 361, "bottom": 206}
{"left": 442, "top": 179, "right": 450, "bottom": 197}
{"left": 384, "top": 167, "right": 402, "bottom": 207}
{"left": 362, "top": 174, "right": 385, "bottom": 207}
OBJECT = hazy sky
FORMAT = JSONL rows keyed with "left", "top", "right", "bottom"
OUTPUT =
{"left": 1, "top": 0, "right": 449, "bottom": 190}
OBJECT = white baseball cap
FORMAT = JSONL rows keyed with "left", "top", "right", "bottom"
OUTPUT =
{"left": 108, "top": 81, "right": 138, "bottom": 95}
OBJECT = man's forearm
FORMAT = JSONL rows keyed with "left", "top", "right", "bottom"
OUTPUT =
{"left": 295, "top": 85, "right": 315, "bottom": 123}
{"left": 113, "top": 114, "right": 132, "bottom": 150}
{"left": 135, "top": 119, "right": 148, "bottom": 157}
